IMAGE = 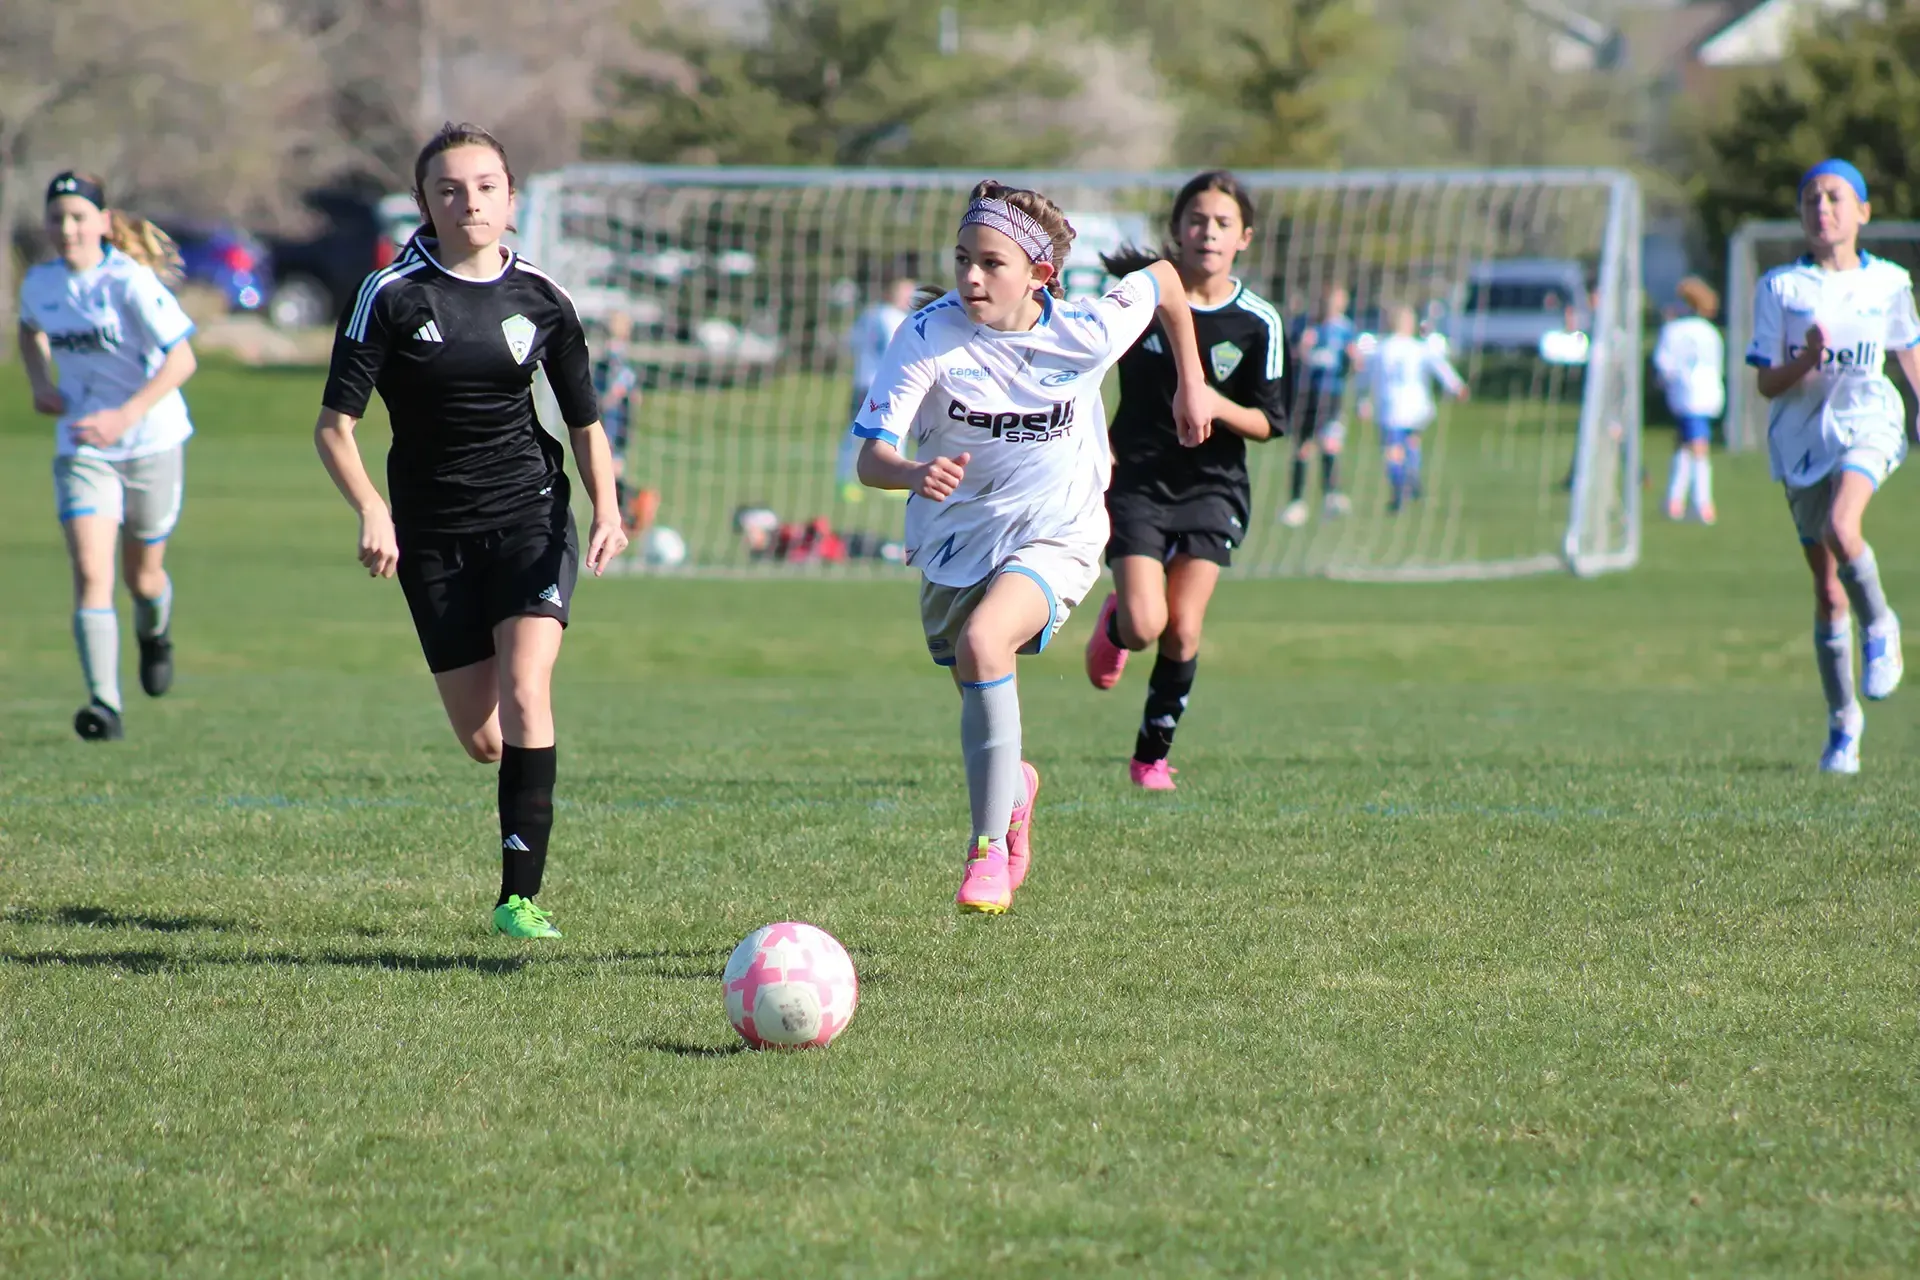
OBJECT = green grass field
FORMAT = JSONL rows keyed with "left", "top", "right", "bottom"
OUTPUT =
{"left": 2, "top": 361, "right": 1917, "bottom": 1277}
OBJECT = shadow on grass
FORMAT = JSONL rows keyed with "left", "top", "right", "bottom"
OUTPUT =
{"left": 0, "top": 949, "right": 529, "bottom": 975}
{"left": 4, "top": 905, "right": 241, "bottom": 934}
{"left": 633, "top": 1038, "right": 750, "bottom": 1058}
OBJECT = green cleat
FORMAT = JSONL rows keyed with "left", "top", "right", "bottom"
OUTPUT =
{"left": 491, "top": 895, "right": 561, "bottom": 939}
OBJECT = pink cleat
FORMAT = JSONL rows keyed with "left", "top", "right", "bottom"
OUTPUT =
{"left": 1084, "top": 593, "right": 1129, "bottom": 690}
{"left": 1006, "top": 761, "right": 1041, "bottom": 890}
{"left": 956, "top": 837, "right": 1012, "bottom": 914}
{"left": 1130, "top": 758, "right": 1178, "bottom": 792}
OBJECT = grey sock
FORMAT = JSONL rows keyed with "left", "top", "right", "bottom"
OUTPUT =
{"left": 1838, "top": 547, "right": 1895, "bottom": 636}
{"left": 74, "top": 608, "right": 121, "bottom": 712}
{"left": 1815, "top": 619, "right": 1857, "bottom": 718}
{"left": 133, "top": 578, "right": 173, "bottom": 639}
{"left": 960, "top": 674, "right": 1023, "bottom": 845}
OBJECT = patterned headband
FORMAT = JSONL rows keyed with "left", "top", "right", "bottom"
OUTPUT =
{"left": 46, "top": 171, "right": 105, "bottom": 210}
{"left": 959, "top": 197, "right": 1053, "bottom": 266}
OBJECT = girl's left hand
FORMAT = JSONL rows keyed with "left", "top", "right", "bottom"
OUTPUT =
{"left": 1174, "top": 383, "right": 1215, "bottom": 447}
{"left": 585, "top": 512, "right": 629, "bottom": 576}
{"left": 71, "top": 406, "right": 133, "bottom": 447}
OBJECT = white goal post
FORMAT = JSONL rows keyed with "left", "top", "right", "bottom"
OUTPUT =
{"left": 521, "top": 166, "right": 1642, "bottom": 580}
{"left": 1723, "top": 219, "right": 1920, "bottom": 454}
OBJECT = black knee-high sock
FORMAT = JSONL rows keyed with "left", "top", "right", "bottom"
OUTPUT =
{"left": 1133, "top": 655, "right": 1198, "bottom": 764}
{"left": 1321, "top": 449, "right": 1339, "bottom": 493}
{"left": 1289, "top": 453, "right": 1308, "bottom": 502}
{"left": 498, "top": 744, "right": 557, "bottom": 904}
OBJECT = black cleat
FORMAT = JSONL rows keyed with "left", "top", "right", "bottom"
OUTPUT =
{"left": 74, "top": 700, "right": 124, "bottom": 742}
{"left": 138, "top": 631, "right": 174, "bottom": 697}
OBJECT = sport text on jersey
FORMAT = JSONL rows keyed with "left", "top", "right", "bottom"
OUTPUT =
{"left": 946, "top": 395, "right": 1077, "bottom": 442}
{"left": 1787, "top": 338, "right": 1882, "bottom": 372}
{"left": 47, "top": 327, "right": 121, "bottom": 354}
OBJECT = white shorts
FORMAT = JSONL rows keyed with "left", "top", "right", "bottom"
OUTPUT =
{"left": 919, "top": 538, "right": 1103, "bottom": 667}
{"left": 54, "top": 446, "right": 186, "bottom": 542}
{"left": 1785, "top": 442, "right": 1901, "bottom": 545}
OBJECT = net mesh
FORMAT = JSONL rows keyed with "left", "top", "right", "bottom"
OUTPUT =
{"left": 1723, "top": 220, "right": 1920, "bottom": 455}
{"left": 521, "top": 166, "right": 1642, "bottom": 579}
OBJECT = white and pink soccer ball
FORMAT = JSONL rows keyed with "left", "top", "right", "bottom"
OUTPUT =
{"left": 722, "top": 921, "right": 858, "bottom": 1050}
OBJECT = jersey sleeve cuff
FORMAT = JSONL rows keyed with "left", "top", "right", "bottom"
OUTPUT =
{"left": 851, "top": 424, "right": 901, "bottom": 447}
{"left": 1745, "top": 354, "right": 1773, "bottom": 368}
{"left": 320, "top": 395, "right": 371, "bottom": 419}
{"left": 158, "top": 324, "right": 197, "bottom": 352}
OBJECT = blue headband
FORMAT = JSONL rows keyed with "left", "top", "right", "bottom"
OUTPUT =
{"left": 45, "top": 171, "right": 105, "bottom": 210}
{"left": 1799, "top": 159, "right": 1867, "bottom": 203}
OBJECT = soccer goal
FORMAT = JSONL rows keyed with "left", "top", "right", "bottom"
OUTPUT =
{"left": 520, "top": 166, "right": 1643, "bottom": 580}
{"left": 1722, "top": 219, "right": 1920, "bottom": 455}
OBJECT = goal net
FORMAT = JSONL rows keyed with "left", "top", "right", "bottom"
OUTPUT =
{"left": 520, "top": 166, "right": 1643, "bottom": 580}
{"left": 1723, "top": 219, "right": 1920, "bottom": 455}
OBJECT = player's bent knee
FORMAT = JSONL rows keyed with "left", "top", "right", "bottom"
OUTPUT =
{"left": 461, "top": 729, "right": 504, "bottom": 764}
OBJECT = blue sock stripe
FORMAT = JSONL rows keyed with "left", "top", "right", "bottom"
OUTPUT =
{"left": 76, "top": 607, "right": 116, "bottom": 616}
{"left": 961, "top": 673, "right": 1015, "bottom": 690}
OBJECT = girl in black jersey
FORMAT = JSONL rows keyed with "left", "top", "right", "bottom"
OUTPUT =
{"left": 1084, "top": 171, "right": 1287, "bottom": 791}
{"left": 314, "top": 124, "right": 628, "bottom": 939}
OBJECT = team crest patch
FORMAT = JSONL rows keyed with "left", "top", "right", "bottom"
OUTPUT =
{"left": 1210, "top": 340, "right": 1243, "bottom": 382}
{"left": 501, "top": 314, "right": 537, "bottom": 363}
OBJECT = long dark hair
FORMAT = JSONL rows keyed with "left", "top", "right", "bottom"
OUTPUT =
{"left": 1102, "top": 169, "right": 1258, "bottom": 278}
{"left": 410, "top": 121, "right": 518, "bottom": 242}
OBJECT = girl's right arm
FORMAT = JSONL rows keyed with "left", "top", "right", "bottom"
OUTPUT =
{"left": 313, "top": 409, "right": 398, "bottom": 578}
{"left": 17, "top": 323, "right": 63, "bottom": 415}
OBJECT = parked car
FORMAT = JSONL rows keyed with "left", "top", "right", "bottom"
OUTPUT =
{"left": 159, "top": 220, "right": 271, "bottom": 313}
{"left": 264, "top": 189, "right": 389, "bottom": 329}
{"left": 1446, "top": 259, "right": 1589, "bottom": 353}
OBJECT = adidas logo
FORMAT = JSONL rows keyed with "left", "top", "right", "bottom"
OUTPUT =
{"left": 538, "top": 583, "right": 563, "bottom": 607}
{"left": 503, "top": 834, "right": 530, "bottom": 852}
{"left": 413, "top": 320, "right": 444, "bottom": 343}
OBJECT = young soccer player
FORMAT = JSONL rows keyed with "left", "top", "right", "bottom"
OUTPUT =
{"left": 851, "top": 180, "right": 1212, "bottom": 913}
{"left": 1748, "top": 158, "right": 1920, "bottom": 774}
{"left": 1280, "top": 284, "right": 1356, "bottom": 528}
{"left": 1653, "top": 277, "right": 1725, "bottom": 524}
{"left": 1363, "top": 304, "right": 1468, "bottom": 511}
{"left": 17, "top": 172, "right": 199, "bottom": 742}
{"left": 314, "top": 123, "right": 628, "bottom": 937}
{"left": 591, "top": 308, "right": 641, "bottom": 524}
{"left": 1080, "top": 170, "right": 1288, "bottom": 791}
{"left": 838, "top": 274, "right": 917, "bottom": 502}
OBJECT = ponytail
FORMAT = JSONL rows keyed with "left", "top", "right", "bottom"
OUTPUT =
{"left": 106, "top": 211, "right": 183, "bottom": 284}
{"left": 1100, "top": 246, "right": 1165, "bottom": 278}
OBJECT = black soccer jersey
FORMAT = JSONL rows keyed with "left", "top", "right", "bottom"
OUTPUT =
{"left": 1107, "top": 282, "right": 1287, "bottom": 522}
{"left": 321, "top": 238, "right": 601, "bottom": 534}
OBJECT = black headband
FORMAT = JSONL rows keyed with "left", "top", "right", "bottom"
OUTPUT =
{"left": 46, "top": 172, "right": 105, "bottom": 210}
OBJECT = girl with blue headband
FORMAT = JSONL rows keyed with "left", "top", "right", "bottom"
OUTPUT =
{"left": 1747, "top": 158, "right": 1920, "bottom": 773}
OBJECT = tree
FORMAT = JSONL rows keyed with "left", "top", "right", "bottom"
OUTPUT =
{"left": 0, "top": 0, "right": 333, "bottom": 340}
{"left": 586, "top": 0, "right": 1079, "bottom": 169}
{"left": 1692, "top": 6, "right": 1920, "bottom": 257}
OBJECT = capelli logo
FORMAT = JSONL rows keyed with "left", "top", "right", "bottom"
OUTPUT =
{"left": 949, "top": 367, "right": 990, "bottom": 380}
{"left": 1039, "top": 369, "right": 1082, "bottom": 387}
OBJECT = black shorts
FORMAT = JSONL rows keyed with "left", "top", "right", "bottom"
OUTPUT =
{"left": 397, "top": 509, "right": 580, "bottom": 673}
{"left": 1105, "top": 493, "right": 1238, "bottom": 568}
{"left": 1292, "top": 389, "right": 1345, "bottom": 445}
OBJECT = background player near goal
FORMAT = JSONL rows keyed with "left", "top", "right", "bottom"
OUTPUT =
{"left": 1082, "top": 169, "right": 1286, "bottom": 793}
{"left": 1652, "top": 276, "right": 1725, "bottom": 525}
{"left": 16, "top": 171, "right": 199, "bottom": 743}
{"left": 1363, "top": 304, "right": 1468, "bottom": 513}
{"left": 850, "top": 179, "right": 1211, "bottom": 915}
{"left": 1748, "top": 158, "right": 1920, "bottom": 775}
{"left": 315, "top": 123, "right": 628, "bottom": 939}
{"left": 1280, "top": 284, "right": 1358, "bottom": 528}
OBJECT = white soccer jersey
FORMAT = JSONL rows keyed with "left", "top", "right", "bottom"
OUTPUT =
{"left": 1748, "top": 253, "right": 1920, "bottom": 487}
{"left": 847, "top": 301, "right": 909, "bottom": 390}
{"left": 1653, "top": 315, "right": 1725, "bottom": 419}
{"left": 850, "top": 272, "right": 1161, "bottom": 588}
{"left": 18, "top": 246, "right": 196, "bottom": 461}
{"left": 1368, "top": 333, "right": 1464, "bottom": 432}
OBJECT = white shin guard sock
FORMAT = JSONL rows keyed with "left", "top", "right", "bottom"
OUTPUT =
{"left": 960, "top": 674, "right": 1023, "bottom": 847}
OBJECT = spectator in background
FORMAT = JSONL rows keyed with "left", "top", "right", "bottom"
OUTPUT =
{"left": 839, "top": 274, "right": 917, "bottom": 503}
{"left": 1653, "top": 277, "right": 1725, "bottom": 524}
{"left": 1280, "top": 283, "right": 1356, "bottom": 528}
{"left": 592, "top": 309, "right": 641, "bottom": 525}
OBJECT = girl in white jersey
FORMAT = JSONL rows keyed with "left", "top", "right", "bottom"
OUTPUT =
{"left": 17, "top": 172, "right": 199, "bottom": 742}
{"left": 1362, "top": 304, "right": 1467, "bottom": 511}
{"left": 851, "top": 180, "right": 1212, "bottom": 914}
{"left": 1748, "top": 158, "right": 1920, "bottom": 774}
{"left": 1653, "top": 276, "right": 1725, "bottom": 524}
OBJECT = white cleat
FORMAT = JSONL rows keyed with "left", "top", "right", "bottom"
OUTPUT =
{"left": 1862, "top": 622, "right": 1903, "bottom": 701}
{"left": 1279, "top": 500, "right": 1308, "bottom": 529}
{"left": 1820, "top": 715, "right": 1863, "bottom": 775}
